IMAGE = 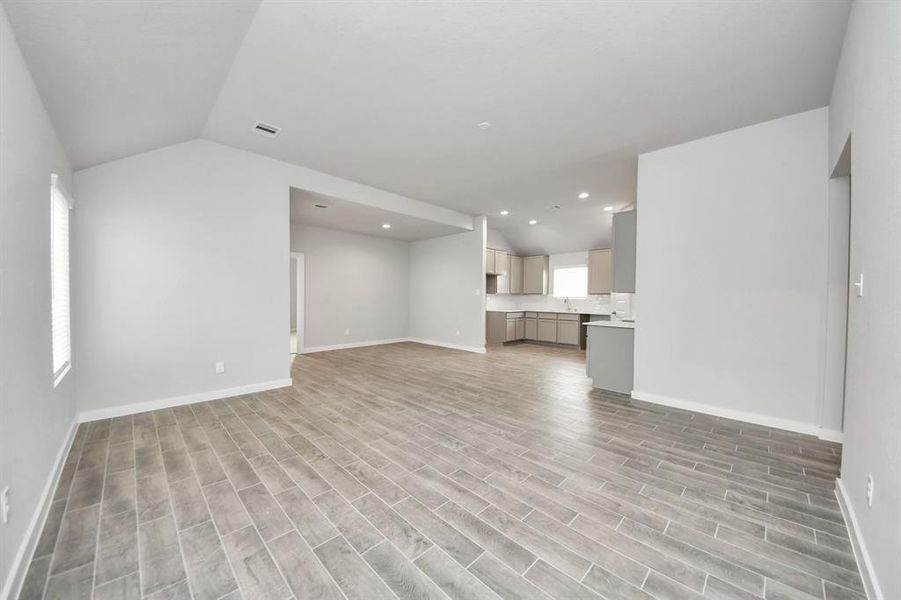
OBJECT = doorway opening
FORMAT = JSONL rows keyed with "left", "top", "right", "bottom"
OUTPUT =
{"left": 821, "top": 135, "right": 851, "bottom": 437}
{"left": 290, "top": 252, "right": 304, "bottom": 356}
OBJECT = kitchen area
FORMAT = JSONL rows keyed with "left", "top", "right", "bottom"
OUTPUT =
{"left": 485, "top": 210, "right": 636, "bottom": 394}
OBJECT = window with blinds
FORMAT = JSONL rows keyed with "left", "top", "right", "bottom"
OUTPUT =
{"left": 51, "top": 176, "right": 71, "bottom": 385}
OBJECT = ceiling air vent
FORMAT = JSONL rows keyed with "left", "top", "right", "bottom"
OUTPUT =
{"left": 253, "top": 121, "right": 280, "bottom": 138}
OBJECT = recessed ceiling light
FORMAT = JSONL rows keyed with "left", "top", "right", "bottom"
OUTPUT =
{"left": 603, "top": 206, "right": 614, "bottom": 212}
{"left": 382, "top": 223, "right": 391, "bottom": 229}
{"left": 313, "top": 204, "right": 328, "bottom": 209}
{"left": 500, "top": 210, "right": 509, "bottom": 216}
{"left": 477, "top": 122, "right": 491, "bottom": 130}
{"left": 578, "top": 192, "right": 590, "bottom": 199}
{"left": 528, "top": 219, "right": 537, "bottom": 225}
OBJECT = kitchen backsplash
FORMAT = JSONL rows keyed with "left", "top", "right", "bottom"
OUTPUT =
{"left": 486, "top": 293, "right": 615, "bottom": 314}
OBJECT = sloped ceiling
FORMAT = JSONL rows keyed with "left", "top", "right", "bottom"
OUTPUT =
{"left": 2, "top": 0, "right": 262, "bottom": 169}
{"left": 4, "top": 0, "right": 851, "bottom": 254}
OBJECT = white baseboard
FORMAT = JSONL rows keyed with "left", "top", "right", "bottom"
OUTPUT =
{"left": 406, "top": 337, "right": 486, "bottom": 354}
{"left": 301, "top": 338, "right": 409, "bottom": 354}
{"left": 836, "top": 478, "right": 884, "bottom": 600}
{"left": 78, "top": 378, "right": 293, "bottom": 423}
{"left": 818, "top": 428, "right": 844, "bottom": 444}
{"left": 630, "top": 390, "right": 840, "bottom": 441}
{"left": 2, "top": 419, "right": 78, "bottom": 600}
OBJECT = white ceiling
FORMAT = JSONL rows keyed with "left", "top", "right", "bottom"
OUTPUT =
{"left": 5, "top": 0, "right": 851, "bottom": 254}
{"left": 290, "top": 189, "right": 466, "bottom": 242}
{"left": 2, "top": 0, "right": 261, "bottom": 169}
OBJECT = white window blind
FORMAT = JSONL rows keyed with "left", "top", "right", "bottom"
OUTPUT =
{"left": 51, "top": 176, "right": 71, "bottom": 385}
{"left": 552, "top": 265, "right": 588, "bottom": 299}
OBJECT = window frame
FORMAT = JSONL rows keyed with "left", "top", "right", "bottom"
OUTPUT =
{"left": 552, "top": 264, "right": 589, "bottom": 299}
{"left": 50, "top": 174, "right": 72, "bottom": 387}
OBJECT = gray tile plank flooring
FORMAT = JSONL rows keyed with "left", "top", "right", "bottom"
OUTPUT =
{"left": 20, "top": 342, "right": 862, "bottom": 599}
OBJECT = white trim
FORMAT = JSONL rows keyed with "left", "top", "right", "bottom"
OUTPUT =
{"left": 2, "top": 419, "right": 78, "bottom": 600}
{"left": 818, "top": 428, "right": 844, "bottom": 444}
{"left": 406, "top": 337, "right": 486, "bottom": 354}
{"left": 77, "top": 378, "right": 293, "bottom": 422}
{"left": 290, "top": 252, "right": 304, "bottom": 355}
{"left": 835, "top": 478, "right": 884, "bottom": 600}
{"left": 630, "top": 390, "right": 841, "bottom": 441}
{"left": 301, "top": 338, "right": 410, "bottom": 354}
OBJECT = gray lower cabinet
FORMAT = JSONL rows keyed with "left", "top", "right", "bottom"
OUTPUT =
{"left": 486, "top": 311, "right": 525, "bottom": 344}
{"left": 556, "top": 320, "right": 579, "bottom": 345}
{"left": 537, "top": 316, "right": 557, "bottom": 342}
{"left": 524, "top": 315, "right": 537, "bottom": 340}
{"left": 586, "top": 324, "right": 634, "bottom": 393}
{"left": 489, "top": 311, "right": 588, "bottom": 347}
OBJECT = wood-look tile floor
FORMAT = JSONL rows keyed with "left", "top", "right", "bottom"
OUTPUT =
{"left": 20, "top": 342, "right": 865, "bottom": 600}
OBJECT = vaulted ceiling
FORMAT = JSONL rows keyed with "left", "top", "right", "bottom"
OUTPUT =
{"left": 4, "top": 0, "right": 851, "bottom": 253}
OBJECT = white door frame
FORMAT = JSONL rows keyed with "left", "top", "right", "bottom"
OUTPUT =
{"left": 291, "top": 252, "right": 304, "bottom": 354}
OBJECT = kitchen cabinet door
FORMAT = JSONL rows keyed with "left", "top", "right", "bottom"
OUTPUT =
{"left": 509, "top": 255, "right": 523, "bottom": 294}
{"left": 612, "top": 210, "right": 637, "bottom": 292}
{"left": 588, "top": 249, "right": 612, "bottom": 295}
{"left": 515, "top": 317, "right": 525, "bottom": 340}
{"left": 494, "top": 250, "right": 509, "bottom": 276}
{"left": 496, "top": 252, "right": 511, "bottom": 294}
{"left": 522, "top": 256, "right": 549, "bottom": 294}
{"left": 557, "top": 321, "right": 579, "bottom": 345}
{"left": 505, "top": 319, "right": 516, "bottom": 342}
{"left": 485, "top": 248, "right": 496, "bottom": 275}
{"left": 524, "top": 318, "right": 537, "bottom": 340}
{"left": 537, "top": 318, "right": 557, "bottom": 342}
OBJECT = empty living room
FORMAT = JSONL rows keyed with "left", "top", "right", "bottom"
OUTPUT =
{"left": 1, "top": 1, "right": 899, "bottom": 600}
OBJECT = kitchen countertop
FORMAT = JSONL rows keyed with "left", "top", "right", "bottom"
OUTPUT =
{"left": 486, "top": 309, "right": 612, "bottom": 315}
{"left": 585, "top": 320, "right": 635, "bottom": 329}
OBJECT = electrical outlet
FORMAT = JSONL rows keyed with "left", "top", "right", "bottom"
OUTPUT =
{"left": 215, "top": 361, "right": 225, "bottom": 374}
{"left": 344, "top": 329, "right": 350, "bottom": 336}
{"left": 1, "top": 486, "right": 9, "bottom": 524}
{"left": 866, "top": 475, "right": 874, "bottom": 507}
{"left": 455, "top": 330, "right": 461, "bottom": 337}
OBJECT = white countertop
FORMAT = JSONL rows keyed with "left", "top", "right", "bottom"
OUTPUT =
{"left": 487, "top": 310, "right": 612, "bottom": 315}
{"left": 585, "top": 320, "right": 635, "bottom": 329}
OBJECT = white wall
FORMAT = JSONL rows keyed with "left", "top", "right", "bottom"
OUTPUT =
{"left": 290, "top": 224, "right": 409, "bottom": 350}
{"left": 827, "top": 2, "right": 901, "bottom": 597}
{"left": 73, "top": 139, "right": 476, "bottom": 417}
{"left": 74, "top": 141, "right": 291, "bottom": 417}
{"left": 408, "top": 217, "right": 487, "bottom": 352}
{"left": 0, "top": 5, "right": 78, "bottom": 596}
{"left": 633, "top": 108, "right": 832, "bottom": 434}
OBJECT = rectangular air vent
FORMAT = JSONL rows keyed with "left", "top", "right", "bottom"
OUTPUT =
{"left": 253, "top": 121, "right": 280, "bottom": 137}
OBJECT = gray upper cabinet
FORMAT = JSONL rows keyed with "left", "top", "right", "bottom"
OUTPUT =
{"left": 496, "top": 252, "right": 511, "bottom": 294}
{"left": 485, "top": 248, "right": 496, "bottom": 275}
{"left": 612, "top": 210, "right": 637, "bottom": 292}
{"left": 509, "top": 255, "right": 523, "bottom": 294}
{"left": 522, "top": 255, "right": 549, "bottom": 294}
{"left": 494, "top": 250, "right": 509, "bottom": 276}
{"left": 587, "top": 249, "right": 612, "bottom": 295}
